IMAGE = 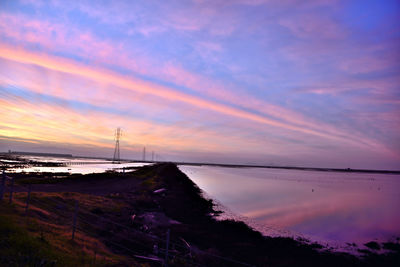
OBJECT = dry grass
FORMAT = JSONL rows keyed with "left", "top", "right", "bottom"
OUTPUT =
{"left": 0, "top": 191, "right": 139, "bottom": 266}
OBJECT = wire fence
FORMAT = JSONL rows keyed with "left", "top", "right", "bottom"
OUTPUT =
{"left": 0, "top": 170, "right": 256, "bottom": 267}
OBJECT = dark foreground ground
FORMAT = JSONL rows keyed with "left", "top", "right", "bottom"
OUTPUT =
{"left": 0, "top": 163, "right": 399, "bottom": 266}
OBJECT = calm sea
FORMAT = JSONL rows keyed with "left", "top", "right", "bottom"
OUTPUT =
{"left": 179, "top": 165, "right": 400, "bottom": 249}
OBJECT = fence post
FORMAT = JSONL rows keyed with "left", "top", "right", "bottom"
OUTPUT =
{"left": 25, "top": 184, "right": 31, "bottom": 215}
{"left": 164, "top": 229, "right": 170, "bottom": 267}
{"left": 0, "top": 170, "right": 6, "bottom": 201}
{"left": 72, "top": 200, "right": 79, "bottom": 240}
{"left": 93, "top": 243, "right": 98, "bottom": 266}
{"left": 9, "top": 178, "right": 14, "bottom": 204}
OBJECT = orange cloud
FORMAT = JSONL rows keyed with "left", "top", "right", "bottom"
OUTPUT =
{"left": 0, "top": 43, "right": 372, "bottom": 147}
{"left": 0, "top": 96, "right": 263, "bottom": 154}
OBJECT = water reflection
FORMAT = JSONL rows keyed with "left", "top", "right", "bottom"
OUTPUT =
{"left": 179, "top": 166, "right": 400, "bottom": 245}
{"left": 7, "top": 156, "right": 151, "bottom": 174}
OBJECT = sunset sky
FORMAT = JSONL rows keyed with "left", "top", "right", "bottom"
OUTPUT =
{"left": 0, "top": 0, "right": 399, "bottom": 169}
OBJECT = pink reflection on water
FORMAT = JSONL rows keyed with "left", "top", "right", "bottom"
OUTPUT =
{"left": 180, "top": 166, "right": 400, "bottom": 245}
{"left": 8, "top": 156, "right": 151, "bottom": 174}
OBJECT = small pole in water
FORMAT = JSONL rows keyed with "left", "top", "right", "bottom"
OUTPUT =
{"left": 9, "top": 178, "right": 14, "bottom": 204}
{"left": 72, "top": 200, "right": 79, "bottom": 240}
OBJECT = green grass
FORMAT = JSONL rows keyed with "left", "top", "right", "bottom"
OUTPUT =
{"left": 0, "top": 199, "right": 132, "bottom": 266}
{"left": 0, "top": 210, "right": 67, "bottom": 266}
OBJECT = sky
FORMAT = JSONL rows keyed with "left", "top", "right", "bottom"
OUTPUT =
{"left": 0, "top": 0, "right": 399, "bottom": 169}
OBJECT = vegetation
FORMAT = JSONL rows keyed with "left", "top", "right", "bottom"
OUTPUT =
{"left": 0, "top": 163, "right": 399, "bottom": 266}
{"left": 0, "top": 205, "right": 119, "bottom": 266}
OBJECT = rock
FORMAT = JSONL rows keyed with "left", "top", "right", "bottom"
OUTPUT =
{"left": 138, "top": 212, "right": 181, "bottom": 229}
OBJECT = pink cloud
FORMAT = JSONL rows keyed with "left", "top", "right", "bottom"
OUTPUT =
{"left": 3, "top": 43, "right": 389, "bottom": 155}
{"left": 0, "top": 12, "right": 119, "bottom": 60}
{"left": 159, "top": 61, "right": 399, "bottom": 156}
{"left": 1, "top": 14, "right": 397, "bottom": 160}
{"left": 280, "top": 14, "right": 345, "bottom": 40}
{"left": 1, "top": 9, "right": 398, "bottom": 162}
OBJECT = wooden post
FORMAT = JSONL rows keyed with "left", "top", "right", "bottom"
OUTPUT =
{"left": 0, "top": 170, "right": 6, "bottom": 201}
{"left": 25, "top": 184, "right": 31, "bottom": 215}
{"left": 72, "top": 200, "right": 79, "bottom": 240}
{"left": 9, "top": 178, "right": 14, "bottom": 204}
{"left": 93, "top": 243, "right": 98, "bottom": 266}
{"left": 164, "top": 229, "right": 170, "bottom": 267}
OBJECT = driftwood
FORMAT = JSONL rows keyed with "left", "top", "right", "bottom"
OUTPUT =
{"left": 133, "top": 255, "right": 163, "bottom": 262}
{"left": 180, "top": 237, "right": 191, "bottom": 249}
{"left": 180, "top": 237, "right": 192, "bottom": 258}
{"left": 153, "top": 188, "right": 166, "bottom": 194}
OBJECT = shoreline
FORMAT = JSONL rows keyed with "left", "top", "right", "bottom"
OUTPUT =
{"left": 1, "top": 163, "right": 399, "bottom": 266}
{"left": 179, "top": 165, "right": 400, "bottom": 257}
{"left": 2, "top": 152, "right": 400, "bottom": 174}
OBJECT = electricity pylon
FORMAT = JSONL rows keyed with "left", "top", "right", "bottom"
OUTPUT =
{"left": 113, "top": 128, "right": 122, "bottom": 163}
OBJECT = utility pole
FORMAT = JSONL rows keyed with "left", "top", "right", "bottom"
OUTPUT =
{"left": 113, "top": 128, "right": 122, "bottom": 163}
{"left": 152, "top": 151, "right": 154, "bottom": 162}
{"left": 142, "top": 146, "right": 146, "bottom": 161}
{"left": 0, "top": 170, "right": 6, "bottom": 201}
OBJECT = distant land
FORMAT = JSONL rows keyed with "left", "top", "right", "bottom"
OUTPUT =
{"left": 2, "top": 151, "right": 400, "bottom": 174}
{"left": 5, "top": 150, "right": 73, "bottom": 158}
